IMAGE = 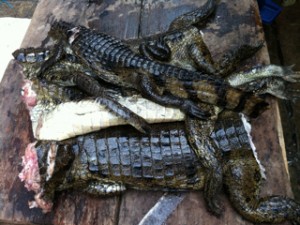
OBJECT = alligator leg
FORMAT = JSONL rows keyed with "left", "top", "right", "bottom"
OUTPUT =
{"left": 185, "top": 114, "right": 223, "bottom": 216}
{"left": 139, "top": 37, "right": 172, "bottom": 62}
{"left": 187, "top": 42, "right": 217, "bottom": 74}
{"left": 71, "top": 73, "right": 151, "bottom": 134}
{"left": 137, "top": 75, "right": 211, "bottom": 119}
{"left": 82, "top": 180, "right": 126, "bottom": 196}
{"left": 215, "top": 42, "right": 264, "bottom": 76}
{"left": 224, "top": 150, "right": 300, "bottom": 224}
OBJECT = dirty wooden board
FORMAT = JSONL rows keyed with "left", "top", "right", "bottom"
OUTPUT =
{"left": 0, "top": 0, "right": 293, "bottom": 224}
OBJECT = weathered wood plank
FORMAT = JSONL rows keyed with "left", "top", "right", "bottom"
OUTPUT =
{"left": 0, "top": 0, "right": 292, "bottom": 224}
{"left": 118, "top": 190, "right": 163, "bottom": 225}
{"left": 21, "top": 0, "right": 142, "bottom": 48}
{"left": 0, "top": 62, "right": 53, "bottom": 224}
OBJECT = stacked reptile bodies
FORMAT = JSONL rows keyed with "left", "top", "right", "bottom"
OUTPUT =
{"left": 19, "top": 115, "right": 300, "bottom": 224}
{"left": 15, "top": 0, "right": 300, "bottom": 223}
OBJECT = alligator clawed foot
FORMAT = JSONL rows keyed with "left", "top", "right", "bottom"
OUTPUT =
{"left": 203, "top": 168, "right": 224, "bottom": 217}
{"left": 94, "top": 96, "right": 152, "bottom": 134}
{"left": 206, "top": 196, "right": 224, "bottom": 217}
{"left": 281, "top": 66, "right": 300, "bottom": 83}
{"left": 139, "top": 38, "right": 171, "bottom": 62}
{"left": 204, "top": 172, "right": 224, "bottom": 217}
{"left": 102, "top": 88, "right": 123, "bottom": 99}
{"left": 182, "top": 100, "right": 211, "bottom": 119}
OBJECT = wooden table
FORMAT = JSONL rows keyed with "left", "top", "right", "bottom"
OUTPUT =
{"left": 0, "top": 0, "right": 293, "bottom": 224}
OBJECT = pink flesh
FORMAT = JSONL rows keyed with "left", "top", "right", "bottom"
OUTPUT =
{"left": 19, "top": 80, "right": 53, "bottom": 212}
{"left": 19, "top": 142, "right": 41, "bottom": 192}
{"left": 19, "top": 142, "right": 53, "bottom": 213}
{"left": 21, "top": 80, "right": 37, "bottom": 110}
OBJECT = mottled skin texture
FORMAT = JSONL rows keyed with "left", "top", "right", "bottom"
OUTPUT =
{"left": 13, "top": 45, "right": 281, "bottom": 215}
{"left": 13, "top": 49, "right": 152, "bottom": 134}
{"left": 12, "top": 0, "right": 299, "bottom": 216}
{"left": 48, "top": 21, "right": 268, "bottom": 118}
{"left": 17, "top": 2, "right": 268, "bottom": 122}
{"left": 29, "top": 115, "right": 300, "bottom": 224}
{"left": 15, "top": 51, "right": 300, "bottom": 221}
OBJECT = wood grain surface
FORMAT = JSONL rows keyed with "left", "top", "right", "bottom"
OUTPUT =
{"left": 0, "top": 0, "right": 293, "bottom": 224}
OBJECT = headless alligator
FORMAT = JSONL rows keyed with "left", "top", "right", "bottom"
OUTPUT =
{"left": 19, "top": 115, "right": 300, "bottom": 224}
